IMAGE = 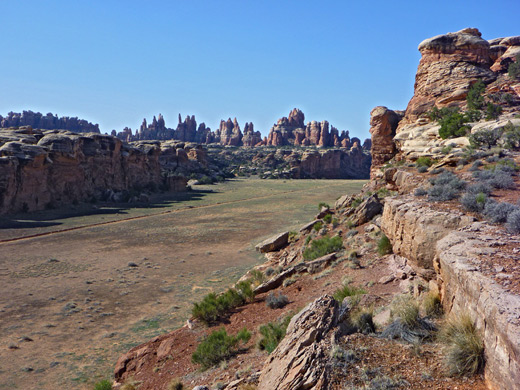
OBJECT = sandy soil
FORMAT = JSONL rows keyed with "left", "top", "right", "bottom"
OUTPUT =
{"left": 0, "top": 178, "right": 365, "bottom": 390}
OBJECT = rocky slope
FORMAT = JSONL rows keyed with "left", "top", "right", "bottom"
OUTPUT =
{"left": 0, "top": 110, "right": 100, "bottom": 133}
{"left": 0, "top": 127, "right": 209, "bottom": 215}
{"left": 108, "top": 27, "right": 520, "bottom": 390}
{"left": 206, "top": 144, "right": 371, "bottom": 179}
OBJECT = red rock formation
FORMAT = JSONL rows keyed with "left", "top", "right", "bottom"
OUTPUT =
{"left": 242, "top": 122, "right": 262, "bottom": 147}
{"left": 369, "top": 106, "right": 402, "bottom": 179}
{"left": 0, "top": 110, "right": 100, "bottom": 133}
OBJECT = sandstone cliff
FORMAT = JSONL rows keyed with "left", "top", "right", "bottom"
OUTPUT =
{"left": 0, "top": 110, "right": 100, "bottom": 133}
{"left": 0, "top": 127, "right": 194, "bottom": 215}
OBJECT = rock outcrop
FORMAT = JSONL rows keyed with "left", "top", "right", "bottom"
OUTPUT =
{"left": 0, "top": 127, "right": 192, "bottom": 215}
{"left": 258, "top": 295, "right": 341, "bottom": 390}
{"left": 266, "top": 108, "right": 359, "bottom": 148}
{"left": 0, "top": 110, "right": 100, "bottom": 133}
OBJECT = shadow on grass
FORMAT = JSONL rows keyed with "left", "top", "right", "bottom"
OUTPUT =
{"left": 0, "top": 188, "right": 216, "bottom": 230}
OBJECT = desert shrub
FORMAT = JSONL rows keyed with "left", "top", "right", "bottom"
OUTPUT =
{"left": 508, "top": 54, "right": 520, "bottom": 79}
{"left": 497, "top": 158, "right": 519, "bottom": 172}
{"left": 472, "top": 169, "right": 494, "bottom": 181}
{"left": 192, "top": 327, "right": 251, "bottom": 369}
{"left": 217, "top": 289, "right": 245, "bottom": 311}
{"left": 258, "top": 315, "right": 292, "bottom": 354}
{"left": 469, "top": 160, "right": 483, "bottom": 171}
{"left": 427, "top": 106, "right": 459, "bottom": 122}
{"left": 288, "top": 231, "right": 298, "bottom": 241}
{"left": 441, "top": 144, "right": 454, "bottom": 154}
{"left": 438, "top": 111, "right": 471, "bottom": 139}
{"left": 466, "top": 182, "right": 492, "bottom": 195}
{"left": 377, "top": 234, "right": 392, "bottom": 256}
{"left": 94, "top": 380, "right": 112, "bottom": 390}
{"left": 330, "top": 345, "right": 358, "bottom": 365}
{"left": 351, "top": 197, "right": 363, "bottom": 208}
{"left": 282, "top": 276, "right": 297, "bottom": 287}
{"left": 417, "top": 165, "right": 428, "bottom": 173}
{"left": 167, "top": 379, "right": 184, "bottom": 390}
{"left": 502, "top": 121, "right": 520, "bottom": 150}
{"left": 414, "top": 188, "right": 427, "bottom": 197}
{"left": 333, "top": 281, "right": 366, "bottom": 303}
{"left": 485, "top": 102, "right": 503, "bottom": 120}
{"left": 423, "top": 291, "right": 443, "bottom": 317}
{"left": 192, "top": 293, "right": 220, "bottom": 324}
{"left": 323, "top": 213, "right": 332, "bottom": 223}
{"left": 466, "top": 80, "right": 486, "bottom": 111}
{"left": 331, "top": 218, "right": 339, "bottom": 227}
{"left": 236, "top": 281, "right": 255, "bottom": 302}
{"left": 313, "top": 221, "right": 323, "bottom": 232}
{"left": 318, "top": 202, "right": 330, "bottom": 210}
{"left": 390, "top": 294, "right": 420, "bottom": 328}
{"left": 382, "top": 294, "right": 436, "bottom": 343}
{"left": 416, "top": 156, "right": 433, "bottom": 167}
{"left": 439, "top": 313, "right": 484, "bottom": 376}
{"left": 303, "top": 235, "right": 343, "bottom": 261}
{"left": 265, "top": 292, "right": 289, "bottom": 309}
{"left": 428, "top": 172, "right": 466, "bottom": 201}
{"left": 460, "top": 192, "right": 488, "bottom": 213}
{"left": 465, "top": 109, "right": 482, "bottom": 122}
{"left": 488, "top": 171, "right": 515, "bottom": 189}
{"left": 468, "top": 128, "right": 503, "bottom": 149}
{"left": 350, "top": 307, "right": 376, "bottom": 334}
{"left": 249, "top": 269, "right": 265, "bottom": 285}
{"left": 506, "top": 209, "right": 520, "bottom": 234}
{"left": 198, "top": 175, "right": 214, "bottom": 185}
{"left": 483, "top": 200, "right": 519, "bottom": 223}
{"left": 264, "top": 267, "right": 276, "bottom": 277}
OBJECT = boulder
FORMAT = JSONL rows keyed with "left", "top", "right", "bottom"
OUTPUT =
{"left": 258, "top": 295, "right": 341, "bottom": 389}
{"left": 255, "top": 231, "right": 289, "bottom": 253}
{"left": 351, "top": 194, "right": 383, "bottom": 226}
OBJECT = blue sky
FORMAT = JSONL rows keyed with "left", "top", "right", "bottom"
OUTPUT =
{"left": 1, "top": 1, "right": 519, "bottom": 140}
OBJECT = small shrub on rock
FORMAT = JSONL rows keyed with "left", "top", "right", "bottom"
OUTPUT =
{"left": 423, "top": 291, "right": 443, "bottom": 317}
{"left": 266, "top": 292, "right": 289, "bottom": 309}
{"left": 428, "top": 172, "right": 466, "bottom": 201}
{"left": 506, "top": 210, "right": 520, "bottom": 234}
{"left": 333, "top": 281, "right": 366, "bottom": 303}
{"left": 313, "top": 221, "right": 323, "bottom": 232}
{"left": 416, "top": 156, "right": 433, "bottom": 167}
{"left": 414, "top": 188, "right": 427, "bottom": 197}
{"left": 350, "top": 307, "right": 376, "bottom": 334}
{"left": 94, "top": 380, "right": 112, "bottom": 390}
{"left": 417, "top": 165, "right": 428, "bottom": 173}
{"left": 483, "top": 201, "right": 519, "bottom": 223}
{"left": 303, "top": 235, "right": 343, "bottom": 261}
{"left": 460, "top": 192, "right": 488, "bottom": 213}
{"left": 323, "top": 213, "right": 332, "bottom": 223}
{"left": 258, "top": 315, "right": 292, "bottom": 354}
{"left": 192, "top": 327, "right": 251, "bottom": 369}
{"left": 377, "top": 234, "right": 393, "bottom": 256}
{"left": 468, "top": 128, "right": 502, "bottom": 149}
{"left": 439, "top": 313, "right": 484, "bottom": 376}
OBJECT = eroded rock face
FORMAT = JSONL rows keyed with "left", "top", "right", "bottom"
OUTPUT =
{"left": 258, "top": 295, "right": 340, "bottom": 390}
{"left": 369, "top": 106, "right": 402, "bottom": 179}
{"left": 436, "top": 224, "right": 520, "bottom": 390}
{"left": 0, "top": 110, "right": 100, "bottom": 133}
{"left": 0, "top": 128, "right": 193, "bottom": 215}
{"left": 381, "top": 197, "right": 474, "bottom": 271}
{"left": 404, "top": 28, "right": 496, "bottom": 122}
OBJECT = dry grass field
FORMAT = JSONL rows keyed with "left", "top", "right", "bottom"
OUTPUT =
{"left": 0, "top": 178, "right": 365, "bottom": 390}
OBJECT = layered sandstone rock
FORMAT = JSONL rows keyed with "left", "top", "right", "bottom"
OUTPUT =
{"left": 0, "top": 127, "right": 192, "bottom": 215}
{"left": 258, "top": 295, "right": 341, "bottom": 389}
{"left": 0, "top": 110, "right": 99, "bottom": 133}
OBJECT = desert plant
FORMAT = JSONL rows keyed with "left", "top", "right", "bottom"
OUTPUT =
{"left": 313, "top": 221, "right": 323, "bottom": 232}
{"left": 258, "top": 315, "right": 292, "bottom": 354}
{"left": 428, "top": 106, "right": 459, "bottom": 122}
{"left": 467, "top": 80, "right": 486, "bottom": 111}
{"left": 94, "top": 380, "right": 112, "bottom": 390}
{"left": 460, "top": 192, "right": 488, "bottom": 213}
{"left": 377, "top": 234, "right": 392, "bottom": 256}
{"left": 333, "top": 281, "right": 366, "bottom": 303}
{"left": 427, "top": 171, "right": 466, "bottom": 201}
{"left": 439, "top": 313, "right": 484, "bottom": 376}
{"left": 423, "top": 291, "right": 443, "bottom": 317}
{"left": 468, "top": 128, "right": 503, "bottom": 149}
{"left": 508, "top": 54, "right": 520, "bottom": 79}
{"left": 236, "top": 280, "right": 255, "bottom": 302}
{"left": 488, "top": 171, "right": 515, "bottom": 190}
{"left": 168, "top": 379, "right": 184, "bottom": 390}
{"left": 506, "top": 209, "right": 520, "bottom": 234}
{"left": 323, "top": 213, "right": 332, "bottom": 223}
{"left": 417, "top": 165, "right": 428, "bottom": 173}
{"left": 249, "top": 269, "right": 265, "bottom": 285}
{"left": 438, "top": 111, "right": 471, "bottom": 139}
{"left": 483, "top": 201, "right": 519, "bottom": 223}
{"left": 466, "top": 182, "right": 492, "bottom": 195}
{"left": 192, "top": 327, "right": 251, "bottom": 369}
{"left": 503, "top": 121, "right": 520, "bottom": 149}
{"left": 390, "top": 294, "right": 420, "bottom": 328}
{"left": 318, "top": 202, "right": 330, "bottom": 210}
{"left": 330, "top": 345, "right": 358, "bottom": 365}
{"left": 416, "top": 156, "right": 433, "bottom": 167}
{"left": 303, "top": 235, "right": 343, "bottom": 261}
{"left": 265, "top": 292, "right": 289, "bottom": 309}
{"left": 414, "top": 188, "right": 427, "bottom": 197}
{"left": 350, "top": 307, "right": 376, "bottom": 334}
{"left": 192, "top": 293, "right": 220, "bottom": 324}
{"left": 485, "top": 102, "right": 502, "bottom": 120}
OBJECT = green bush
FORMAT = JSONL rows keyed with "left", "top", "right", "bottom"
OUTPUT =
{"left": 485, "top": 102, "right": 502, "bottom": 120}
{"left": 94, "top": 380, "right": 112, "bottom": 390}
{"left": 258, "top": 315, "right": 292, "bottom": 354}
{"left": 438, "top": 111, "right": 471, "bottom": 139}
{"left": 415, "top": 156, "right": 433, "bottom": 167}
{"left": 333, "top": 281, "right": 366, "bottom": 303}
{"left": 508, "top": 55, "right": 520, "bottom": 79}
{"left": 467, "top": 80, "right": 486, "bottom": 111}
{"left": 503, "top": 121, "right": 520, "bottom": 150}
{"left": 377, "top": 234, "right": 392, "bottom": 256}
{"left": 303, "top": 235, "right": 343, "bottom": 260}
{"left": 265, "top": 292, "right": 289, "bottom": 309}
{"left": 236, "top": 281, "right": 255, "bottom": 302}
{"left": 318, "top": 202, "right": 330, "bottom": 210}
{"left": 427, "top": 106, "right": 459, "bottom": 122}
{"left": 192, "top": 293, "right": 220, "bottom": 324}
{"left": 192, "top": 327, "right": 251, "bottom": 369}
{"left": 439, "top": 314, "right": 484, "bottom": 376}
{"left": 468, "top": 128, "right": 503, "bottom": 149}
{"left": 390, "top": 294, "right": 420, "bottom": 328}
{"left": 323, "top": 214, "right": 332, "bottom": 223}
{"left": 313, "top": 221, "right": 323, "bottom": 232}
{"left": 192, "top": 284, "right": 254, "bottom": 324}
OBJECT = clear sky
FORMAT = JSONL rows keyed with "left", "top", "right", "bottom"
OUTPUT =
{"left": 1, "top": 0, "right": 519, "bottom": 140}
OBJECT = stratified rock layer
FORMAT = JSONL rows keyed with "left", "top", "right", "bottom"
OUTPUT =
{"left": 0, "top": 110, "right": 100, "bottom": 133}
